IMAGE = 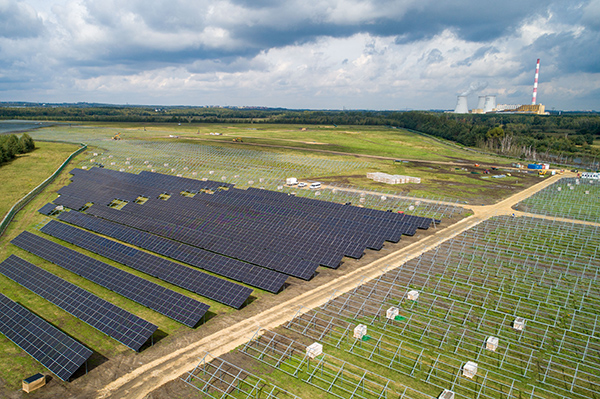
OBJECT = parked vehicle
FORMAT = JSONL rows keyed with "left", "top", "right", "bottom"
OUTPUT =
{"left": 309, "top": 182, "right": 321, "bottom": 189}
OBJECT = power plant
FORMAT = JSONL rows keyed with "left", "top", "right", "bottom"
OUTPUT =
{"left": 453, "top": 59, "right": 547, "bottom": 115}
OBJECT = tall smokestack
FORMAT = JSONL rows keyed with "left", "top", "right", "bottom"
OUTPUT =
{"left": 532, "top": 58, "right": 540, "bottom": 105}
{"left": 454, "top": 96, "right": 469, "bottom": 113}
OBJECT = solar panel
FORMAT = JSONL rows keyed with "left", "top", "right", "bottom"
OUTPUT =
{"left": 40, "top": 220, "right": 253, "bottom": 309}
{"left": 54, "top": 211, "right": 287, "bottom": 293}
{"left": 10, "top": 231, "right": 210, "bottom": 327}
{"left": 51, "top": 169, "right": 436, "bottom": 280}
{"left": 0, "top": 255, "right": 157, "bottom": 351}
{"left": 87, "top": 204, "right": 319, "bottom": 280}
{"left": 37, "top": 203, "right": 58, "bottom": 216}
{"left": 0, "top": 292, "right": 92, "bottom": 381}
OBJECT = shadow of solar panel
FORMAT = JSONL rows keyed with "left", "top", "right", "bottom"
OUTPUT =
{"left": 40, "top": 220, "right": 252, "bottom": 309}
{"left": 54, "top": 211, "right": 288, "bottom": 293}
{"left": 10, "top": 232, "right": 209, "bottom": 327}
{"left": 0, "top": 255, "right": 157, "bottom": 351}
{"left": 0, "top": 292, "right": 93, "bottom": 381}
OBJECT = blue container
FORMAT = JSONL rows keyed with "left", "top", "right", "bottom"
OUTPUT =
{"left": 527, "top": 164, "right": 543, "bottom": 169}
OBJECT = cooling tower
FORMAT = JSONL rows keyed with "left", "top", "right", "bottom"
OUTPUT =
{"left": 484, "top": 95, "right": 496, "bottom": 112}
{"left": 454, "top": 96, "right": 469, "bottom": 113}
{"left": 477, "top": 96, "right": 486, "bottom": 110}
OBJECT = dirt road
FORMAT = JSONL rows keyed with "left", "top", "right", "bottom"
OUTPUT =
{"left": 95, "top": 170, "right": 571, "bottom": 399}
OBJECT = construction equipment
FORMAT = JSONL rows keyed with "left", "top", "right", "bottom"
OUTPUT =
{"left": 538, "top": 170, "right": 547, "bottom": 175}
{"left": 112, "top": 132, "right": 121, "bottom": 140}
{"left": 232, "top": 137, "right": 243, "bottom": 142}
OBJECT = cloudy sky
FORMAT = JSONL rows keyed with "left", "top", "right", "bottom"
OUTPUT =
{"left": 1, "top": 0, "right": 599, "bottom": 110}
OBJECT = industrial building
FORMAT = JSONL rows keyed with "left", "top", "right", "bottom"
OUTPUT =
{"left": 454, "top": 59, "right": 547, "bottom": 115}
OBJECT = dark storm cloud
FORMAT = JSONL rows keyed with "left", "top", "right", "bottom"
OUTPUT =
{"left": 52, "top": 0, "right": 550, "bottom": 68}
{"left": 532, "top": 30, "right": 600, "bottom": 75}
{"left": 2, "top": 0, "right": 599, "bottom": 110}
{"left": 0, "top": 0, "right": 44, "bottom": 38}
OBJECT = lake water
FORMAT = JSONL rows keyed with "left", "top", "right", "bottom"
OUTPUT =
{"left": 0, "top": 120, "right": 55, "bottom": 135}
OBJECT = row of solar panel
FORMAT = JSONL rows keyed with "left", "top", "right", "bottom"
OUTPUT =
{"left": 56, "top": 183, "right": 329, "bottom": 275}
{"left": 62, "top": 171, "right": 394, "bottom": 250}
{"left": 58, "top": 177, "right": 372, "bottom": 263}
{"left": 0, "top": 255, "right": 157, "bottom": 352}
{"left": 52, "top": 209, "right": 287, "bottom": 293}
{"left": 53, "top": 168, "right": 433, "bottom": 281}
{"left": 86, "top": 167, "right": 434, "bottom": 230}
{"left": 85, "top": 205, "right": 319, "bottom": 280}
{"left": 11, "top": 231, "right": 210, "bottom": 327}
{"left": 40, "top": 220, "right": 253, "bottom": 309}
{"left": 114, "top": 196, "right": 349, "bottom": 266}
{"left": 0, "top": 293, "right": 92, "bottom": 381}
{"left": 55, "top": 186, "right": 326, "bottom": 277}
{"left": 65, "top": 167, "right": 429, "bottom": 245}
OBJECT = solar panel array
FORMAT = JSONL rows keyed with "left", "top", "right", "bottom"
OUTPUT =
{"left": 55, "top": 210, "right": 287, "bottom": 293}
{"left": 51, "top": 168, "right": 434, "bottom": 282}
{"left": 0, "top": 293, "right": 92, "bottom": 381}
{"left": 0, "top": 255, "right": 157, "bottom": 351}
{"left": 11, "top": 231, "right": 210, "bottom": 327}
{"left": 40, "top": 220, "right": 252, "bottom": 309}
{"left": 37, "top": 202, "right": 58, "bottom": 216}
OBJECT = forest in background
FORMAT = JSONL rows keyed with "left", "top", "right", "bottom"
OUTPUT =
{"left": 1, "top": 104, "right": 599, "bottom": 167}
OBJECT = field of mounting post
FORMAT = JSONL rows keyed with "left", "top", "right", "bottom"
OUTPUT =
{"left": 0, "top": 121, "right": 598, "bottom": 399}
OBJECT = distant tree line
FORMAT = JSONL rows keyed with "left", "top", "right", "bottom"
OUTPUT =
{"left": 2, "top": 106, "right": 599, "bottom": 165}
{"left": 0, "top": 133, "right": 35, "bottom": 165}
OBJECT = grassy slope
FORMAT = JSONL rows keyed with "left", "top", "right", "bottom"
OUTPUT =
{"left": 46, "top": 122, "right": 534, "bottom": 203}
{"left": 0, "top": 141, "right": 80, "bottom": 217}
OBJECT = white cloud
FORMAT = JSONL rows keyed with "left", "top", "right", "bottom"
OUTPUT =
{"left": 0, "top": 0, "right": 598, "bottom": 110}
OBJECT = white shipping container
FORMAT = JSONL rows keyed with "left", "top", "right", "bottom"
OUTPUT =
{"left": 513, "top": 317, "right": 525, "bottom": 331}
{"left": 438, "top": 390, "right": 455, "bottom": 399}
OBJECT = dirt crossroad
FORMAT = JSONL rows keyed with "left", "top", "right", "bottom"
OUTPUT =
{"left": 96, "top": 172, "right": 577, "bottom": 399}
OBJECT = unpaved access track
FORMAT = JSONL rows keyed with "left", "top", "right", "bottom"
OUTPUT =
{"left": 94, "top": 173, "right": 579, "bottom": 399}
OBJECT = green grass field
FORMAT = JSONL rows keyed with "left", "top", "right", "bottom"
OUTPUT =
{"left": 26, "top": 123, "right": 539, "bottom": 205}
{"left": 0, "top": 141, "right": 80, "bottom": 218}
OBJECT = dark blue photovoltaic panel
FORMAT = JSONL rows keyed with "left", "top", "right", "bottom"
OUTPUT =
{"left": 38, "top": 203, "right": 58, "bottom": 216}
{"left": 0, "top": 255, "right": 157, "bottom": 351}
{"left": 50, "top": 168, "right": 436, "bottom": 282}
{"left": 40, "top": 220, "right": 252, "bottom": 309}
{"left": 10, "top": 231, "right": 209, "bottom": 327}
{"left": 53, "top": 211, "right": 287, "bottom": 293}
{"left": 0, "top": 292, "right": 92, "bottom": 381}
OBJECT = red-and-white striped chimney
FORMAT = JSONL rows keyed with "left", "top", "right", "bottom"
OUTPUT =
{"left": 532, "top": 58, "right": 540, "bottom": 105}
